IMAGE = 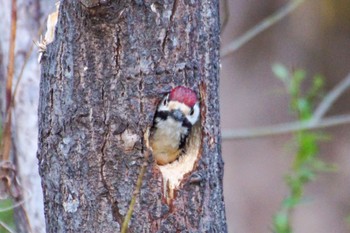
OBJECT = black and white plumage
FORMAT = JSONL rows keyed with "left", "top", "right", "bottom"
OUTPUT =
{"left": 150, "top": 86, "right": 200, "bottom": 165}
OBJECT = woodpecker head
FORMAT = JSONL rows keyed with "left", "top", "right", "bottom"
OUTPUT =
{"left": 157, "top": 86, "right": 200, "bottom": 126}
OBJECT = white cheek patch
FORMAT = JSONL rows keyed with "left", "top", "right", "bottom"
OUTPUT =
{"left": 186, "top": 103, "right": 200, "bottom": 125}
{"left": 158, "top": 104, "right": 168, "bottom": 112}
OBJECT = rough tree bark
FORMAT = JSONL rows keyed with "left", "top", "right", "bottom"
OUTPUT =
{"left": 38, "top": 0, "right": 226, "bottom": 232}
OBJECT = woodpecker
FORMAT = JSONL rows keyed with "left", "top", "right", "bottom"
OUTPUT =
{"left": 150, "top": 86, "right": 200, "bottom": 165}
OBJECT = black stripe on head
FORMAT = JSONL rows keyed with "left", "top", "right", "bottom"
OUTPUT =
{"left": 154, "top": 111, "right": 169, "bottom": 121}
{"left": 182, "top": 118, "right": 192, "bottom": 130}
{"left": 178, "top": 118, "right": 193, "bottom": 150}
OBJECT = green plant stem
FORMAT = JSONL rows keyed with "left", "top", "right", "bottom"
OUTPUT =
{"left": 121, "top": 129, "right": 151, "bottom": 233}
{"left": 121, "top": 160, "right": 148, "bottom": 233}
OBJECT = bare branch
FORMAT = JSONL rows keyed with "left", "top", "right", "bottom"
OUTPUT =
{"left": 12, "top": 19, "right": 46, "bottom": 106}
{"left": 311, "top": 73, "right": 350, "bottom": 124}
{"left": 220, "top": 0, "right": 230, "bottom": 34}
{"left": 222, "top": 71, "right": 350, "bottom": 140}
{"left": 221, "top": 0, "right": 304, "bottom": 58}
{"left": 222, "top": 114, "right": 350, "bottom": 140}
{"left": 12, "top": 45, "right": 35, "bottom": 106}
{"left": 0, "top": 197, "right": 28, "bottom": 213}
{"left": 5, "top": 0, "right": 17, "bottom": 112}
{"left": 0, "top": 220, "right": 15, "bottom": 233}
{"left": 2, "top": 0, "right": 17, "bottom": 161}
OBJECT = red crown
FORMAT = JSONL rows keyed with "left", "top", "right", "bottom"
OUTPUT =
{"left": 169, "top": 86, "right": 197, "bottom": 107}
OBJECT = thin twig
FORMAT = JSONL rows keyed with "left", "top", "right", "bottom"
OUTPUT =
{"left": 0, "top": 192, "right": 31, "bottom": 213}
{"left": 121, "top": 129, "right": 151, "bottom": 233}
{"left": 121, "top": 160, "right": 148, "bottom": 233}
{"left": 5, "top": 0, "right": 17, "bottom": 112}
{"left": 2, "top": 0, "right": 17, "bottom": 161}
{"left": 12, "top": 43, "right": 35, "bottom": 105}
{"left": 12, "top": 19, "right": 46, "bottom": 105}
{"left": 222, "top": 71, "right": 350, "bottom": 140}
{"left": 221, "top": 0, "right": 304, "bottom": 58}
{"left": 0, "top": 220, "right": 16, "bottom": 233}
{"left": 222, "top": 114, "right": 350, "bottom": 140}
{"left": 220, "top": 0, "right": 230, "bottom": 34}
{"left": 0, "top": 200, "right": 24, "bottom": 212}
{"left": 311, "top": 73, "right": 350, "bottom": 124}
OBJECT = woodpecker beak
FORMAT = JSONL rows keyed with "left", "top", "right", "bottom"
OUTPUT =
{"left": 172, "top": 109, "right": 185, "bottom": 122}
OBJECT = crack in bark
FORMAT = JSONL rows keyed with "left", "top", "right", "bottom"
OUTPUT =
{"left": 115, "top": 25, "right": 122, "bottom": 71}
{"left": 99, "top": 84, "right": 123, "bottom": 226}
{"left": 49, "top": 87, "right": 54, "bottom": 115}
{"left": 161, "top": 31, "right": 169, "bottom": 54}
{"left": 138, "top": 79, "right": 144, "bottom": 115}
{"left": 170, "top": 0, "right": 178, "bottom": 22}
{"left": 161, "top": 0, "right": 178, "bottom": 54}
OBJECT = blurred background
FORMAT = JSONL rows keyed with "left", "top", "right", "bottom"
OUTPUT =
{"left": 1, "top": 0, "right": 350, "bottom": 232}
{"left": 220, "top": 0, "right": 350, "bottom": 232}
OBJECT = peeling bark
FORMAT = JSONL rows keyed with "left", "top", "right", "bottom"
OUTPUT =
{"left": 38, "top": 0, "right": 226, "bottom": 232}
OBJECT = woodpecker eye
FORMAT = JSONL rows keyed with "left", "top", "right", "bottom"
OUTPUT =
{"left": 190, "top": 107, "right": 194, "bottom": 115}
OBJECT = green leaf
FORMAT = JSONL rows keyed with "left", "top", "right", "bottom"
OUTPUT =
{"left": 273, "top": 212, "right": 291, "bottom": 233}
{"left": 293, "top": 69, "right": 306, "bottom": 82}
{"left": 272, "top": 63, "right": 290, "bottom": 83}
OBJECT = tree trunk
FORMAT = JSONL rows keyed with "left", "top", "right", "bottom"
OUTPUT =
{"left": 38, "top": 0, "right": 226, "bottom": 232}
